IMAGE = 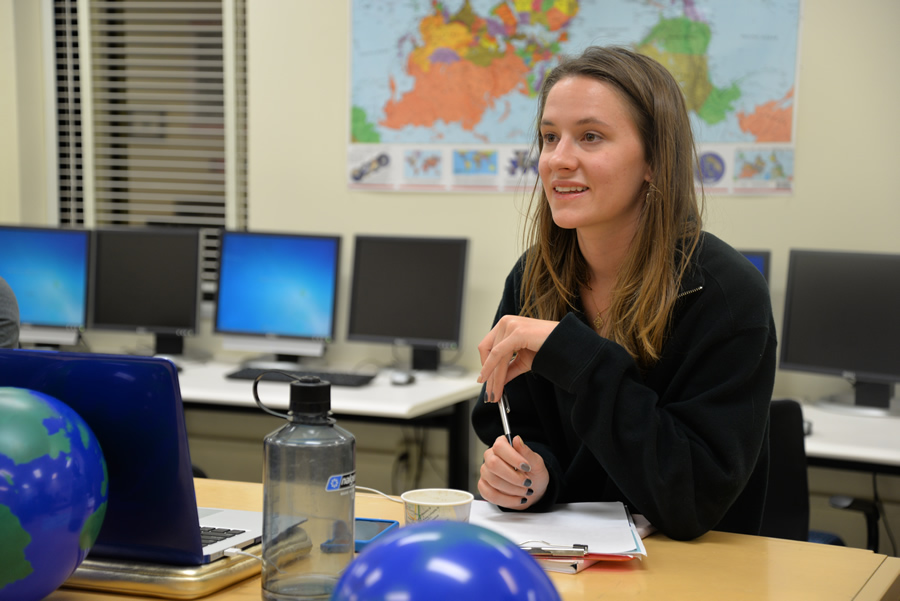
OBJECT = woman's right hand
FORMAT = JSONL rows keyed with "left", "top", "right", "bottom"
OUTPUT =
{"left": 476, "top": 315, "right": 558, "bottom": 404}
{"left": 478, "top": 435, "right": 548, "bottom": 509}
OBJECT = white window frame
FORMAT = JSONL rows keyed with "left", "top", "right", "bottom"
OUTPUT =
{"left": 43, "top": 0, "right": 247, "bottom": 300}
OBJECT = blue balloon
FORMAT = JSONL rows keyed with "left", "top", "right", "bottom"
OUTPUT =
{"left": 331, "top": 520, "right": 561, "bottom": 601}
{"left": 0, "top": 387, "right": 108, "bottom": 601}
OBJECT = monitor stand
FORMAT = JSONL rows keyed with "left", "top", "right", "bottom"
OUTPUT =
{"left": 221, "top": 336, "right": 326, "bottom": 370}
{"left": 18, "top": 326, "right": 81, "bottom": 347}
{"left": 240, "top": 353, "right": 317, "bottom": 371}
{"left": 151, "top": 334, "right": 186, "bottom": 372}
{"left": 411, "top": 346, "right": 440, "bottom": 371}
{"left": 814, "top": 382, "right": 900, "bottom": 418}
{"left": 154, "top": 333, "right": 183, "bottom": 356}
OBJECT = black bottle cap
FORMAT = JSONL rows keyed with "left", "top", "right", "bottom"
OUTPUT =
{"left": 288, "top": 376, "right": 331, "bottom": 415}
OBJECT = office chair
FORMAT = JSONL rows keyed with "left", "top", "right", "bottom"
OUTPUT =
{"left": 760, "top": 399, "right": 880, "bottom": 551}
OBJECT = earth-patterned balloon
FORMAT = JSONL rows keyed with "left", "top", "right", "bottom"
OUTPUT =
{"left": 0, "top": 387, "right": 108, "bottom": 601}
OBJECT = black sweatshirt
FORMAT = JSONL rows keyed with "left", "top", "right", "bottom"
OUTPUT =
{"left": 472, "top": 232, "right": 776, "bottom": 540}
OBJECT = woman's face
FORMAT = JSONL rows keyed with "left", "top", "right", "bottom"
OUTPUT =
{"left": 538, "top": 76, "right": 651, "bottom": 238}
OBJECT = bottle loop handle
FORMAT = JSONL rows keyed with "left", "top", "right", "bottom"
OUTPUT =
{"left": 252, "top": 371, "right": 297, "bottom": 420}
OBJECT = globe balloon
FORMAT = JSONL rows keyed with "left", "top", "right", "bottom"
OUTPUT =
{"left": 0, "top": 387, "right": 108, "bottom": 601}
{"left": 331, "top": 519, "right": 561, "bottom": 601}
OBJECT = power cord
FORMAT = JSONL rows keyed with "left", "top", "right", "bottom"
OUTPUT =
{"left": 413, "top": 427, "right": 427, "bottom": 489}
{"left": 391, "top": 447, "right": 410, "bottom": 494}
{"left": 873, "top": 473, "right": 897, "bottom": 556}
{"left": 413, "top": 426, "right": 448, "bottom": 485}
{"left": 224, "top": 548, "right": 284, "bottom": 573}
{"left": 224, "top": 547, "right": 262, "bottom": 561}
{"left": 357, "top": 485, "right": 403, "bottom": 503}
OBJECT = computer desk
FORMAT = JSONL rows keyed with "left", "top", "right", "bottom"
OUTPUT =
{"left": 176, "top": 361, "right": 483, "bottom": 489}
{"left": 51, "top": 479, "right": 900, "bottom": 601}
{"left": 801, "top": 402, "right": 900, "bottom": 475}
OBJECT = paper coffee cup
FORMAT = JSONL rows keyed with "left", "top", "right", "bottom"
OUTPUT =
{"left": 400, "top": 488, "right": 474, "bottom": 525}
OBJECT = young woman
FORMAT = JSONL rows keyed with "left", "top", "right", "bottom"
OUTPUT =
{"left": 472, "top": 46, "right": 776, "bottom": 540}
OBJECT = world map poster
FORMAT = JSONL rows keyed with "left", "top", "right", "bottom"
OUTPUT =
{"left": 349, "top": 0, "right": 801, "bottom": 195}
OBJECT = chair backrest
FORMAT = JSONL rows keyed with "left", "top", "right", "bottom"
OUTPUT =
{"left": 759, "top": 399, "right": 810, "bottom": 541}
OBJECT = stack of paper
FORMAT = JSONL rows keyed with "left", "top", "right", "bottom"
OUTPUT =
{"left": 469, "top": 500, "right": 649, "bottom": 574}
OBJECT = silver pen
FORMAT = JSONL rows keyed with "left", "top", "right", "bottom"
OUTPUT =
{"left": 498, "top": 394, "right": 513, "bottom": 445}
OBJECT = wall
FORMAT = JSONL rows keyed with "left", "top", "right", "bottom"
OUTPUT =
{"left": 0, "top": 0, "right": 20, "bottom": 224}
{"left": 1, "top": 0, "right": 899, "bottom": 554}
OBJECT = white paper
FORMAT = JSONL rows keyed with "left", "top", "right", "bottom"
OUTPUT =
{"left": 469, "top": 500, "right": 647, "bottom": 557}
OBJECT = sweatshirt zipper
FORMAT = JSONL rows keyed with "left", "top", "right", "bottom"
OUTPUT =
{"left": 678, "top": 285, "right": 703, "bottom": 299}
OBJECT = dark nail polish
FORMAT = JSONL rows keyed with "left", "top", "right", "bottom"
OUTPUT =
{"left": 520, "top": 497, "right": 528, "bottom": 504}
{"left": 523, "top": 479, "right": 532, "bottom": 487}
{"left": 520, "top": 463, "right": 532, "bottom": 473}
{"left": 526, "top": 488, "right": 534, "bottom": 496}
{"left": 490, "top": 391, "right": 495, "bottom": 403}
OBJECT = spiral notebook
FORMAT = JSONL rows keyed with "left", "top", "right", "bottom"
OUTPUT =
{"left": 0, "top": 348, "right": 262, "bottom": 566}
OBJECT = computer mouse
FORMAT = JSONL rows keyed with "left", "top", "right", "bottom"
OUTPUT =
{"left": 390, "top": 371, "right": 416, "bottom": 386}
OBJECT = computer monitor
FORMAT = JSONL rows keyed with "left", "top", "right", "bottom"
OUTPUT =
{"left": 347, "top": 235, "right": 468, "bottom": 371}
{"left": 89, "top": 227, "right": 201, "bottom": 356}
{"left": 738, "top": 249, "right": 770, "bottom": 283}
{"left": 780, "top": 249, "right": 900, "bottom": 415}
{"left": 0, "top": 225, "right": 90, "bottom": 346}
{"left": 214, "top": 230, "right": 341, "bottom": 365}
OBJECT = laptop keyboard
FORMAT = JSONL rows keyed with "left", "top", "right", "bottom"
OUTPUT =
{"left": 200, "top": 526, "right": 247, "bottom": 548}
{"left": 225, "top": 366, "right": 375, "bottom": 387}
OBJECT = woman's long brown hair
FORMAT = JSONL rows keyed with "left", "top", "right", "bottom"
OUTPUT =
{"left": 519, "top": 46, "right": 704, "bottom": 367}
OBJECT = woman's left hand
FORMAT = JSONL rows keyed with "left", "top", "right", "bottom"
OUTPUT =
{"left": 478, "top": 435, "right": 549, "bottom": 509}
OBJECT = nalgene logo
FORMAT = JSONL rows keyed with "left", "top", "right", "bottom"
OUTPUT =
{"left": 326, "top": 471, "right": 356, "bottom": 492}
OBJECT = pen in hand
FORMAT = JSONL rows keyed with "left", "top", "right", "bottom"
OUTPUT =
{"left": 498, "top": 394, "right": 513, "bottom": 446}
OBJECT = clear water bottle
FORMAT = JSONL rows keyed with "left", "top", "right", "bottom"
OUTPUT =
{"left": 254, "top": 374, "right": 356, "bottom": 601}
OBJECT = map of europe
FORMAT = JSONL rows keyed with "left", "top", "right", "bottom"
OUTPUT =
{"left": 349, "top": 0, "right": 801, "bottom": 193}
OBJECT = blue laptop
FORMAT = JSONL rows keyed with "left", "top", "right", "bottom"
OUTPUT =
{"left": 0, "top": 348, "right": 262, "bottom": 566}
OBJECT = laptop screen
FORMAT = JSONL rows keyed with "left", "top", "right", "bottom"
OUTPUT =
{"left": 0, "top": 348, "right": 206, "bottom": 565}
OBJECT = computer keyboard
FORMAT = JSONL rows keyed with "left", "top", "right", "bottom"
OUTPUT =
{"left": 225, "top": 366, "right": 376, "bottom": 387}
{"left": 200, "top": 526, "right": 247, "bottom": 548}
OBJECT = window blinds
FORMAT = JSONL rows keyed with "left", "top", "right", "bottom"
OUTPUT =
{"left": 51, "top": 0, "right": 247, "bottom": 298}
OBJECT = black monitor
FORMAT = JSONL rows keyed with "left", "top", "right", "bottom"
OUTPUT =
{"left": 347, "top": 235, "right": 468, "bottom": 371}
{"left": 214, "top": 230, "right": 341, "bottom": 365}
{"left": 738, "top": 249, "right": 770, "bottom": 283}
{"left": 780, "top": 249, "right": 900, "bottom": 415}
{"left": 0, "top": 225, "right": 90, "bottom": 346}
{"left": 89, "top": 227, "right": 201, "bottom": 356}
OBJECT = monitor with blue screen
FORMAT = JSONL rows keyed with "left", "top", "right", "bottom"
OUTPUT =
{"left": 0, "top": 225, "right": 90, "bottom": 346}
{"left": 214, "top": 230, "right": 341, "bottom": 364}
{"left": 738, "top": 249, "right": 770, "bottom": 283}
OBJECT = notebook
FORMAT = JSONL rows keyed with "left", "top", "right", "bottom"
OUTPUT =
{"left": 0, "top": 347, "right": 262, "bottom": 566}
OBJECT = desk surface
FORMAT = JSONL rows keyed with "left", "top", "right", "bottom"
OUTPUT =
{"left": 177, "top": 361, "right": 482, "bottom": 420}
{"left": 52, "top": 479, "right": 900, "bottom": 601}
{"left": 801, "top": 402, "right": 900, "bottom": 468}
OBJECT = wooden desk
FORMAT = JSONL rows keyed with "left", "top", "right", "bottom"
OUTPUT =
{"left": 51, "top": 480, "right": 900, "bottom": 601}
{"left": 177, "top": 361, "right": 482, "bottom": 488}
